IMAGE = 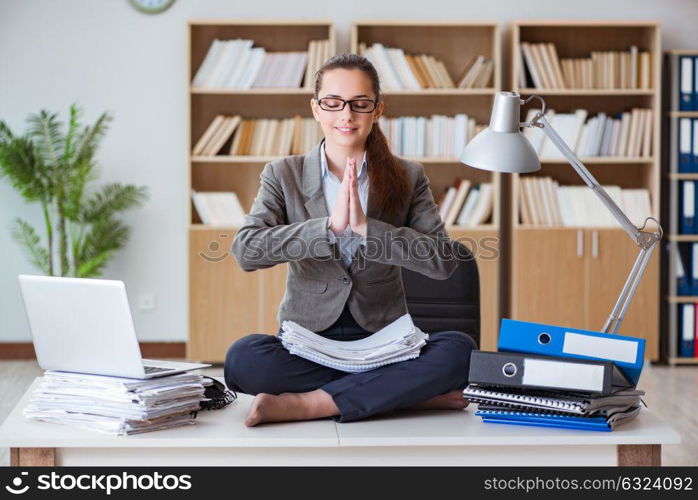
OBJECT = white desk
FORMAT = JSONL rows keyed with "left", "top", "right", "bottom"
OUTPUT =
{"left": 0, "top": 377, "right": 680, "bottom": 466}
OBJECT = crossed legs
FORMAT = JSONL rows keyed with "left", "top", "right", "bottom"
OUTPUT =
{"left": 224, "top": 330, "right": 476, "bottom": 426}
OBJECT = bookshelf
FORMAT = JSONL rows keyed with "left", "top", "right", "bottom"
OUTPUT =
{"left": 664, "top": 50, "right": 698, "bottom": 365}
{"left": 352, "top": 21, "right": 502, "bottom": 350}
{"left": 510, "top": 21, "right": 661, "bottom": 361}
{"left": 187, "top": 20, "right": 336, "bottom": 362}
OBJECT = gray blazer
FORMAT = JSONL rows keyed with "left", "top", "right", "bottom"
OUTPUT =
{"left": 231, "top": 139, "right": 458, "bottom": 333}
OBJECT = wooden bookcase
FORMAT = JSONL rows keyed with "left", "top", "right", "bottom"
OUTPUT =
{"left": 509, "top": 21, "right": 662, "bottom": 361}
{"left": 351, "top": 21, "right": 502, "bottom": 351}
{"left": 187, "top": 20, "right": 336, "bottom": 362}
{"left": 187, "top": 20, "right": 503, "bottom": 362}
{"left": 664, "top": 50, "right": 698, "bottom": 365}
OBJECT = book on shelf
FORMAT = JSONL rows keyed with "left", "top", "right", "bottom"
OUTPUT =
{"left": 192, "top": 191, "right": 246, "bottom": 226}
{"left": 378, "top": 114, "right": 485, "bottom": 157}
{"left": 675, "top": 245, "right": 689, "bottom": 296}
{"left": 436, "top": 180, "right": 493, "bottom": 227}
{"left": 538, "top": 109, "right": 588, "bottom": 159}
{"left": 677, "top": 118, "right": 698, "bottom": 173}
{"left": 455, "top": 55, "right": 495, "bottom": 89}
{"left": 192, "top": 115, "right": 323, "bottom": 156}
{"left": 192, "top": 38, "right": 331, "bottom": 89}
{"left": 192, "top": 115, "right": 243, "bottom": 156}
{"left": 303, "top": 39, "right": 333, "bottom": 88}
{"left": 674, "top": 55, "right": 698, "bottom": 111}
{"left": 674, "top": 242, "right": 697, "bottom": 296}
{"left": 358, "top": 42, "right": 492, "bottom": 90}
{"left": 679, "top": 180, "right": 698, "bottom": 235}
{"left": 677, "top": 303, "right": 698, "bottom": 357}
{"left": 522, "top": 108, "right": 653, "bottom": 158}
{"left": 518, "top": 176, "right": 651, "bottom": 228}
{"left": 444, "top": 179, "right": 471, "bottom": 226}
{"left": 519, "top": 42, "right": 652, "bottom": 90}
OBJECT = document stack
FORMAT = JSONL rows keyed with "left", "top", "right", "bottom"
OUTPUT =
{"left": 464, "top": 320, "right": 647, "bottom": 431}
{"left": 23, "top": 371, "right": 206, "bottom": 436}
{"left": 280, "top": 313, "right": 428, "bottom": 373}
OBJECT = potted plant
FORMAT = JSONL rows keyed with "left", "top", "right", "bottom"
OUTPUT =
{"left": 0, "top": 104, "right": 148, "bottom": 277}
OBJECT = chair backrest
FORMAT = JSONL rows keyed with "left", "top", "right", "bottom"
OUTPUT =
{"left": 401, "top": 241, "right": 480, "bottom": 347}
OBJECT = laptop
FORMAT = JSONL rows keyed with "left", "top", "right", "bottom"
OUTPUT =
{"left": 18, "top": 275, "right": 211, "bottom": 379}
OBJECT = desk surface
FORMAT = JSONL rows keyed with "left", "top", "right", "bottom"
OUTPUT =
{"left": 0, "top": 377, "right": 681, "bottom": 449}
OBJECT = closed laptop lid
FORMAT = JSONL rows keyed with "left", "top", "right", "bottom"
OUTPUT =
{"left": 18, "top": 275, "right": 146, "bottom": 378}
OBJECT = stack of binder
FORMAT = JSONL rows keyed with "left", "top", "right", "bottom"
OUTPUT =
{"left": 23, "top": 371, "right": 206, "bottom": 435}
{"left": 464, "top": 320, "right": 646, "bottom": 431}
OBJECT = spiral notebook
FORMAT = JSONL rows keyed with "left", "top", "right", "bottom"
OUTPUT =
{"left": 476, "top": 406, "right": 641, "bottom": 431}
{"left": 463, "top": 385, "right": 645, "bottom": 415}
{"left": 476, "top": 410, "right": 613, "bottom": 431}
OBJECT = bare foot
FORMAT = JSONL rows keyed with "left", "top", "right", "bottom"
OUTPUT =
{"left": 407, "top": 390, "right": 469, "bottom": 411}
{"left": 244, "top": 390, "right": 339, "bottom": 427}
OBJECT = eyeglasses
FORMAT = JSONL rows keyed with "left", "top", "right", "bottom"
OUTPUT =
{"left": 317, "top": 97, "right": 378, "bottom": 113}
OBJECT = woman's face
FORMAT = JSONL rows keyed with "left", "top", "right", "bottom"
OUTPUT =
{"left": 310, "top": 68, "right": 384, "bottom": 150}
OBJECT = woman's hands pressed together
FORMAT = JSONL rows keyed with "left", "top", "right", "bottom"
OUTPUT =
{"left": 348, "top": 157, "right": 367, "bottom": 237}
{"left": 329, "top": 157, "right": 367, "bottom": 238}
{"left": 328, "top": 158, "right": 351, "bottom": 235}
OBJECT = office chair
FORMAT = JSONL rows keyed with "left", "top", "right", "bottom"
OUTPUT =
{"left": 401, "top": 240, "right": 480, "bottom": 347}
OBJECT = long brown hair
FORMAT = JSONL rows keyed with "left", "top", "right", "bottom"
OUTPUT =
{"left": 314, "top": 53, "right": 410, "bottom": 219}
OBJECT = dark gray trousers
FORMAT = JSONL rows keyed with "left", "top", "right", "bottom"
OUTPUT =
{"left": 224, "top": 302, "right": 477, "bottom": 422}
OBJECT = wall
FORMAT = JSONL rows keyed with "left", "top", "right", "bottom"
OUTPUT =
{"left": 1, "top": 0, "right": 696, "bottom": 342}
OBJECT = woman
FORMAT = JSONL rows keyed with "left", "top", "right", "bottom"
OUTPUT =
{"left": 225, "top": 53, "right": 476, "bottom": 427}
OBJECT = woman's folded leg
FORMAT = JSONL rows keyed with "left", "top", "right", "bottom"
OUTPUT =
{"left": 320, "top": 330, "right": 477, "bottom": 422}
{"left": 224, "top": 333, "right": 349, "bottom": 425}
{"left": 224, "top": 333, "right": 346, "bottom": 395}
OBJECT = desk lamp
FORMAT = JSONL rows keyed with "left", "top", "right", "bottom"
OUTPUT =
{"left": 460, "top": 91, "right": 662, "bottom": 334}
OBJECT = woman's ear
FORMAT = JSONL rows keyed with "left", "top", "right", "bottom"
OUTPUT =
{"left": 310, "top": 98, "right": 321, "bottom": 121}
{"left": 373, "top": 101, "right": 384, "bottom": 122}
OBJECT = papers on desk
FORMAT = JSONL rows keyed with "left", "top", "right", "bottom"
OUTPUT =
{"left": 280, "top": 313, "right": 428, "bottom": 373}
{"left": 23, "top": 371, "right": 206, "bottom": 435}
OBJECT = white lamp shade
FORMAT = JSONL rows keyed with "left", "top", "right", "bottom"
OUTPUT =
{"left": 459, "top": 127, "right": 541, "bottom": 173}
{"left": 459, "top": 91, "right": 541, "bottom": 174}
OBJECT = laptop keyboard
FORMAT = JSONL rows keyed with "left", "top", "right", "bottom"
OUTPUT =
{"left": 144, "top": 365, "right": 172, "bottom": 374}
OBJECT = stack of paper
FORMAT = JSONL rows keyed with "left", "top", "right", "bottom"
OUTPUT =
{"left": 23, "top": 371, "right": 206, "bottom": 435}
{"left": 280, "top": 313, "right": 428, "bottom": 373}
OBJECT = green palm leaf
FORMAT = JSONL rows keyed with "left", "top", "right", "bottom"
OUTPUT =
{"left": 0, "top": 133, "right": 50, "bottom": 202}
{"left": 0, "top": 121, "right": 14, "bottom": 143}
{"left": 11, "top": 218, "right": 51, "bottom": 274}
{"left": 72, "top": 111, "right": 112, "bottom": 168}
{"left": 76, "top": 218, "right": 130, "bottom": 277}
{"left": 63, "top": 158, "right": 95, "bottom": 220}
{"left": 80, "top": 183, "right": 148, "bottom": 223}
{"left": 27, "top": 110, "right": 64, "bottom": 174}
